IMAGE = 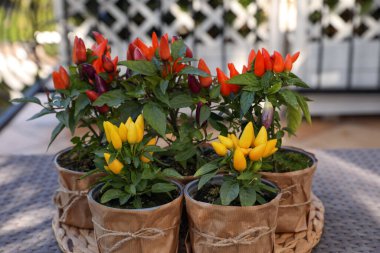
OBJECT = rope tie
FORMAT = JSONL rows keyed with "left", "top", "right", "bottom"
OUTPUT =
{"left": 92, "top": 219, "right": 176, "bottom": 253}
{"left": 279, "top": 184, "right": 311, "bottom": 208}
{"left": 191, "top": 226, "right": 275, "bottom": 247}
{"left": 54, "top": 187, "right": 88, "bottom": 222}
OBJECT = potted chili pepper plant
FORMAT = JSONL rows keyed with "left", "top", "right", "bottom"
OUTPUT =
{"left": 215, "top": 49, "right": 317, "bottom": 232}
{"left": 88, "top": 115, "right": 183, "bottom": 253}
{"left": 112, "top": 33, "right": 225, "bottom": 183}
{"left": 11, "top": 32, "right": 123, "bottom": 228}
{"left": 185, "top": 122, "right": 281, "bottom": 253}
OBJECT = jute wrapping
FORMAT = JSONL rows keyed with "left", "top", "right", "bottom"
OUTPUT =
{"left": 87, "top": 183, "right": 183, "bottom": 253}
{"left": 53, "top": 148, "right": 103, "bottom": 229}
{"left": 260, "top": 146, "right": 317, "bottom": 233}
{"left": 185, "top": 176, "right": 281, "bottom": 253}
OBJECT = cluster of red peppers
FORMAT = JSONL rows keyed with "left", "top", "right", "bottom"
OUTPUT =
{"left": 216, "top": 49, "right": 300, "bottom": 97}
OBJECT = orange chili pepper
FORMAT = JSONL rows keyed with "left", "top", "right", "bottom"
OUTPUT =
{"left": 198, "top": 58, "right": 212, "bottom": 88}
{"left": 216, "top": 67, "right": 231, "bottom": 96}
{"left": 227, "top": 63, "right": 240, "bottom": 94}
{"left": 72, "top": 36, "right": 86, "bottom": 64}
{"left": 52, "top": 66, "right": 70, "bottom": 90}
{"left": 248, "top": 49, "right": 256, "bottom": 69}
{"left": 284, "top": 54, "right": 293, "bottom": 72}
{"left": 159, "top": 35, "right": 171, "bottom": 61}
{"left": 254, "top": 50, "right": 265, "bottom": 77}
{"left": 262, "top": 48, "right": 273, "bottom": 71}
{"left": 291, "top": 51, "right": 300, "bottom": 63}
{"left": 273, "top": 51, "right": 285, "bottom": 73}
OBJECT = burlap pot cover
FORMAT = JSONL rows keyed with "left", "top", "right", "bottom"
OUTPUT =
{"left": 53, "top": 148, "right": 103, "bottom": 229}
{"left": 87, "top": 182, "right": 184, "bottom": 253}
{"left": 185, "top": 176, "right": 281, "bottom": 253}
{"left": 260, "top": 146, "right": 317, "bottom": 233}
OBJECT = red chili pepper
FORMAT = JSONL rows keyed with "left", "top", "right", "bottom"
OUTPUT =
{"left": 73, "top": 36, "right": 87, "bottom": 64}
{"left": 248, "top": 49, "right": 256, "bottom": 69}
{"left": 52, "top": 66, "right": 70, "bottom": 90}
{"left": 284, "top": 54, "right": 293, "bottom": 72}
{"left": 173, "top": 58, "right": 186, "bottom": 73}
{"left": 216, "top": 67, "right": 231, "bottom": 96}
{"left": 134, "top": 38, "right": 151, "bottom": 58}
{"left": 242, "top": 65, "right": 248, "bottom": 73}
{"left": 102, "top": 55, "right": 115, "bottom": 73}
{"left": 273, "top": 51, "right": 285, "bottom": 73}
{"left": 254, "top": 50, "right": 265, "bottom": 77}
{"left": 262, "top": 48, "right": 273, "bottom": 71}
{"left": 127, "top": 43, "right": 136, "bottom": 60}
{"left": 185, "top": 46, "right": 193, "bottom": 58}
{"left": 227, "top": 63, "right": 240, "bottom": 94}
{"left": 198, "top": 58, "right": 212, "bottom": 88}
{"left": 91, "top": 40, "right": 108, "bottom": 73}
{"left": 159, "top": 35, "right": 171, "bottom": 61}
{"left": 92, "top": 31, "right": 106, "bottom": 45}
{"left": 291, "top": 51, "right": 300, "bottom": 63}
{"left": 133, "top": 47, "right": 146, "bottom": 60}
{"left": 151, "top": 32, "right": 159, "bottom": 49}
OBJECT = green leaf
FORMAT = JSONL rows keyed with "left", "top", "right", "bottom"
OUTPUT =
{"left": 194, "top": 163, "right": 218, "bottom": 177}
{"left": 239, "top": 186, "right": 256, "bottom": 206}
{"left": 175, "top": 147, "right": 196, "bottom": 161}
{"left": 209, "top": 85, "right": 220, "bottom": 99}
{"left": 198, "top": 171, "right": 217, "bottom": 190}
{"left": 220, "top": 181, "right": 239, "bottom": 206}
{"left": 199, "top": 105, "right": 211, "bottom": 125}
{"left": 120, "top": 60, "right": 157, "bottom": 76}
{"left": 267, "top": 82, "right": 282, "bottom": 95}
{"left": 151, "top": 183, "right": 177, "bottom": 193}
{"left": 100, "top": 189, "right": 124, "bottom": 204}
{"left": 143, "top": 102, "right": 167, "bottom": 137}
{"left": 171, "top": 40, "right": 186, "bottom": 59}
{"left": 279, "top": 89, "right": 298, "bottom": 109}
{"left": 170, "top": 94, "right": 194, "bottom": 109}
{"left": 240, "top": 91, "right": 254, "bottom": 117}
{"left": 237, "top": 170, "right": 255, "bottom": 180}
{"left": 228, "top": 73, "right": 261, "bottom": 91}
{"left": 48, "top": 122, "right": 65, "bottom": 148}
{"left": 296, "top": 94, "right": 312, "bottom": 124}
{"left": 119, "top": 194, "right": 131, "bottom": 205}
{"left": 93, "top": 90, "right": 126, "bottom": 107}
{"left": 160, "top": 80, "right": 169, "bottom": 93}
{"left": 286, "top": 77, "right": 309, "bottom": 88}
{"left": 153, "top": 86, "right": 170, "bottom": 105}
{"left": 179, "top": 66, "right": 210, "bottom": 77}
{"left": 162, "top": 168, "right": 183, "bottom": 179}
{"left": 27, "top": 108, "right": 53, "bottom": 121}
{"left": 56, "top": 111, "right": 69, "bottom": 128}
{"left": 286, "top": 106, "right": 302, "bottom": 135}
{"left": 74, "top": 94, "right": 90, "bottom": 117}
{"left": 144, "top": 146, "right": 163, "bottom": 152}
{"left": 11, "top": 96, "right": 41, "bottom": 105}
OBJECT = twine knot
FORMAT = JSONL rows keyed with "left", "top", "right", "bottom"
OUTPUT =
{"left": 53, "top": 187, "right": 88, "bottom": 222}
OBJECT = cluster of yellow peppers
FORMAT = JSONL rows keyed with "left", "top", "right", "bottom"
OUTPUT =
{"left": 102, "top": 114, "right": 157, "bottom": 174}
{"left": 211, "top": 122, "right": 278, "bottom": 172}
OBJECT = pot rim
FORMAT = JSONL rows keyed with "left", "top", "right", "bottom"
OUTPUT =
{"left": 54, "top": 147, "right": 90, "bottom": 175}
{"left": 260, "top": 146, "right": 318, "bottom": 176}
{"left": 184, "top": 175, "right": 281, "bottom": 210}
{"left": 88, "top": 180, "right": 184, "bottom": 212}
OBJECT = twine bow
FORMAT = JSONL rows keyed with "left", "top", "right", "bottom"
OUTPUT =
{"left": 92, "top": 219, "right": 175, "bottom": 253}
{"left": 53, "top": 187, "right": 88, "bottom": 222}
{"left": 279, "top": 184, "right": 311, "bottom": 208}
{"left": 192, "top": 226, "right": 275, "bottom": 247}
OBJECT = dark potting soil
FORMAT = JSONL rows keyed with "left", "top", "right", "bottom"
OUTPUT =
{"left": 271, "top": 149, "right": 313, "bottom": 173}
{"left": 194, "top": 183, "right": 277, "bottom": 206}
{"left": 97, "top": 191, "right": 178, "bottom": 209}
{"left": 57, "top": 149, "right": 96, "bottom": 172}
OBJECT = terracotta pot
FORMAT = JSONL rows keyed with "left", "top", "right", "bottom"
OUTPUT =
{"left": 88, "top": 182, "right": 184, "bottom": 253}
{"left": 53, "top": 147, "right": 103, "bottom": 229}
{"left": 185, "top": 175, "right": 281, "bottom": 253}
{"left": 260, "top": 146, "right": 318, "bottom": 233}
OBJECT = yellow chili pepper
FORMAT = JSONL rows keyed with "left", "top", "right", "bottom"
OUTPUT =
{"left": 118, "top": 123, "right": 128, "bottom": 142}
{"left": 233, "top": 148, "right": 247, "bottom": 172}
{"left": 263, "top": 139, "right": 277, "bottom": 158}
{"left": 240, "top": 148, "right": 251, "bottom": 156}
{"left": 127, "top": 121, "right": 138, "bottom": 144}
{"left": 135, "top": 114, "right": 144, "bottom": 130}
{"left": 218, "top": 135, "right": 233, "bottom": 149}
{"left": 249, "top": 143, "right": 266, "bottom": 161}
{"left": 103, "top": 121, "right": 112, "bottom": 143}
{"left": 211, "top": 142, "right": 228, "bottom": 156}
{"left": 228, "top": 134, "right": 240, "bottom": 149}
{"left": 110, "top": 127, "right": 122, "bottom": 150}
{"left": 104, "top": 153, "right": 124, "bottom": 174}
{"left": 136, "top": 124, "right": 144, "bottom": 143}
{"left": 140, "top": 138, "right": 157, "bottom": 163}
{"left": 239, "top": 122, "right": 254, "bottom": 149}
{"left": 125, "top": 117, "right": 133, "bottom": 129}
{"left": 254, "top": 126, "right": 268, "bottom": 147}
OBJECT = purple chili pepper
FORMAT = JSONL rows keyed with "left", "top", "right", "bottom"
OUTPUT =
{"left": 188, "top": 75, "right": 201, "bottom": 94}
{"left": 80, "top": 64, "right": 96, "bottom": 81}
{"left": 262, "top": 99, "right": 274, "bottom": 129}
{"left": 94, "top": 74, "right": 108, "bottom": 94}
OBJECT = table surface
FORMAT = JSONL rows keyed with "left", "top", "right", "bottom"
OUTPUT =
{"left": 0, "top": 149, "right": 379, "bottom": 253}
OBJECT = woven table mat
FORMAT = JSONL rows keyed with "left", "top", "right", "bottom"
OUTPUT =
{"left": 52, "top": 194, "right": 324, "bottom": 253}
